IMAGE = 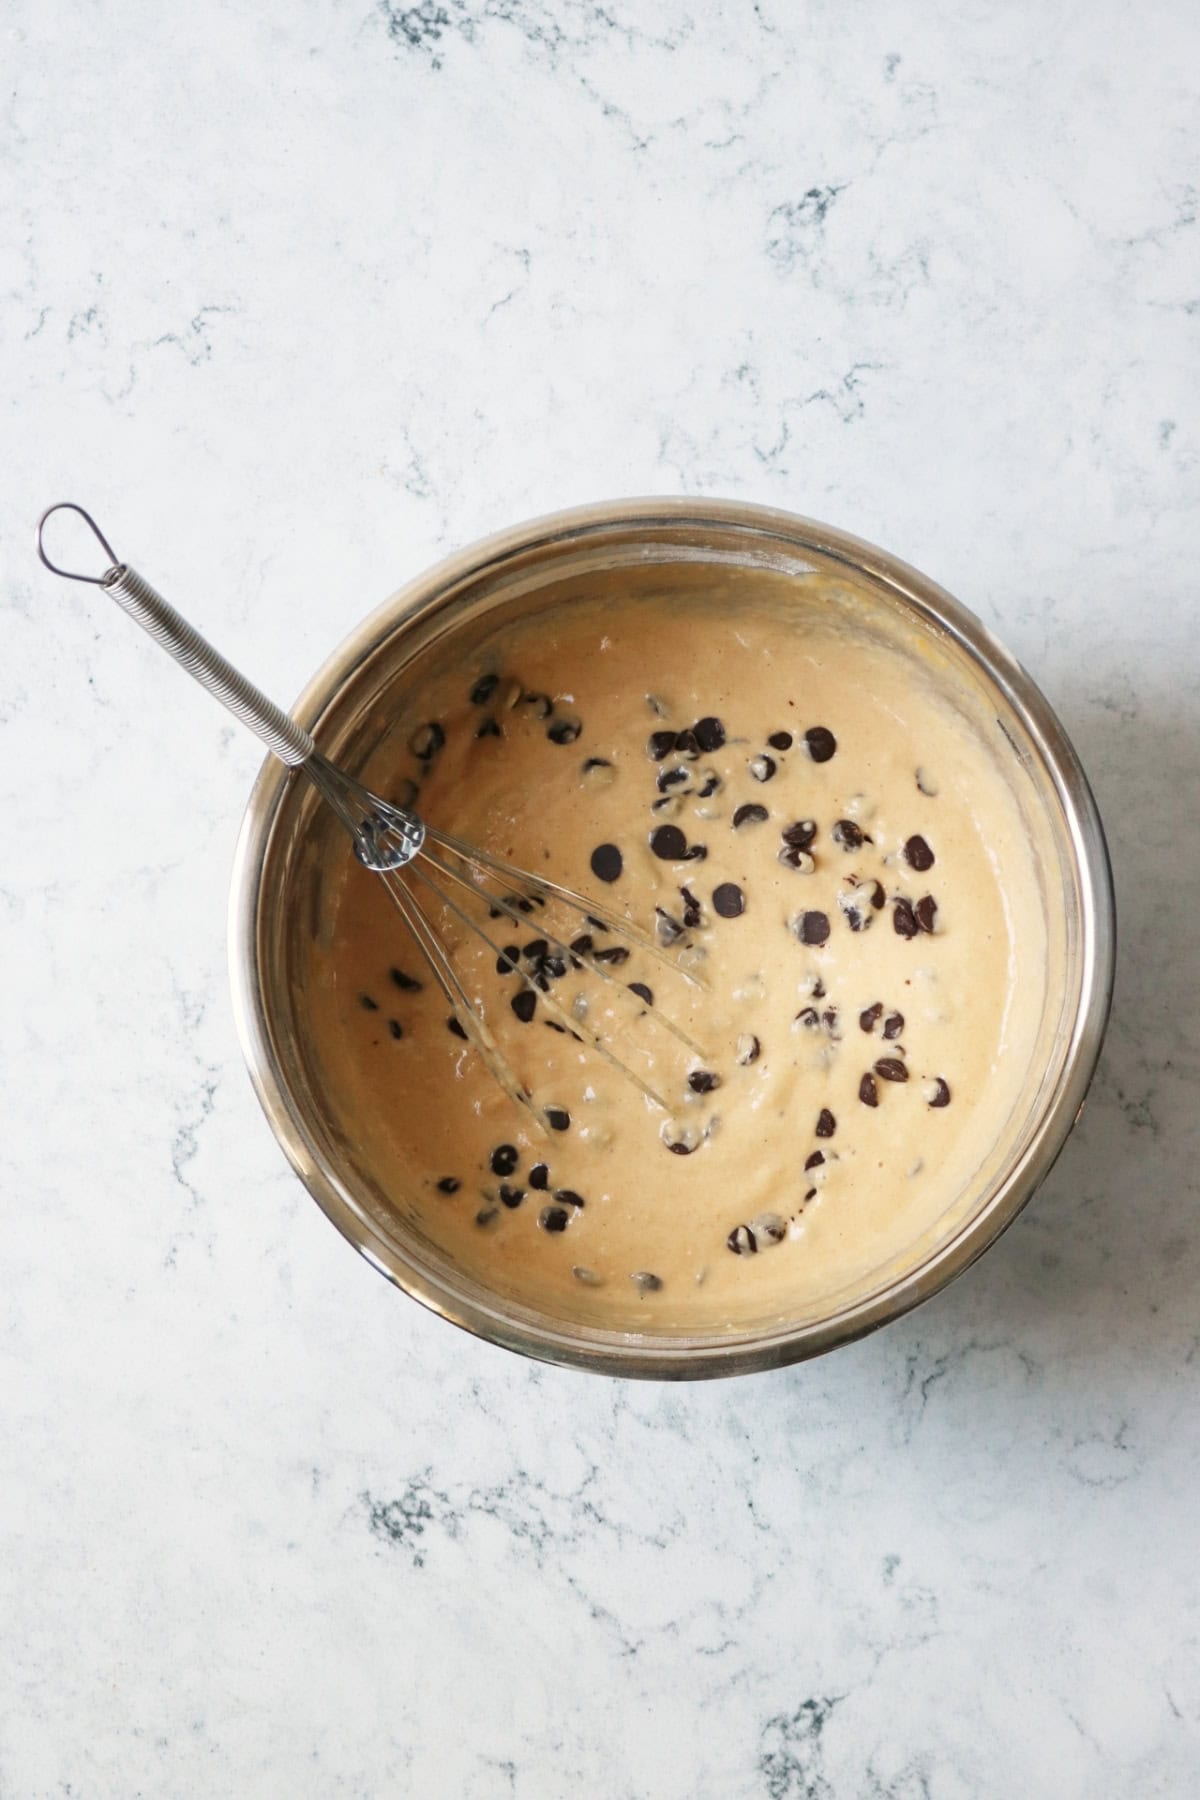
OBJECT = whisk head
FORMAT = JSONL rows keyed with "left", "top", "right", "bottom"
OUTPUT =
{"left": 303, "top": 753, "right": 704, "bottom": 1131}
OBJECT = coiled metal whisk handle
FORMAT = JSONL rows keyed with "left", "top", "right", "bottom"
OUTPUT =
{"left": 36, "top": 502, "right": 315, "bottom": 767}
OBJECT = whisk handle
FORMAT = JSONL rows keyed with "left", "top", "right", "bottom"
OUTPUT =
{"left": 101, "top": 563, "right": 316, "bottom": 767}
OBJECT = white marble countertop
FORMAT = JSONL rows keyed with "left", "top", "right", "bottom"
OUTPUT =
{"left": 3, "top": 1, "right": 1198, "bottom": 1793}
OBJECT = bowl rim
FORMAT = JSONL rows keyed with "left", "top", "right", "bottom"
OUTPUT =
{"left": 227, "top": 496, "right": 1116, "bottom": 1379}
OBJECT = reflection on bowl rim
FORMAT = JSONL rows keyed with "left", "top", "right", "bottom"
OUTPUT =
{"left": 228, "top": 498, "right": 1116, "bottom": 1380}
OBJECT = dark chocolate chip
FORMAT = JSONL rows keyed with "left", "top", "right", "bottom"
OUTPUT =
{"left": 683, "top": 844, "right": 708, "bottom": 863}
{"left": 688, "top": 1070, "right": 722, "bottom": 1094}
{"left": 539, "top": 1205, "right": 570, "bottom": 1233}
{"left": 813, "top": 979, "right": 826, "bottom": 998}
{"left": 590, "top": 842, "right": 623, "bottom": 883}
{"left": 545, "top": 1107, "right": 571, "bottom": 1132}
{"left": 543, "top": 956, "right": 567, "bottom": 979}
{"left": 749, "top": 754, "right": 777, "bottom": 782}
{"left": 736, "top": 1034, "right": 761, "bottom": 1065}
{"left": 874, "top": 1057, "right": 909, "bottom": 1083}
{"left": 822, "top": 1007, "right": 840, "bottom": 1036}
{"left": 779, "top": 844, "right": 816, "bottom": 872}
{"left": 632, "top": 1271, "right": 663, "bottom": 1291}
{"left": 388, "top": 1018, "right": 403, "bottom": 1040}
{"left": 904, "top": 834, "right": 935, "bottom": 871}
{"left": 733, "top": 803, "right": 769, "bottom": 828}
{"left": 679, "top": 886, "right": 703, "bottom": 928}
{"left": 693, "top": 716, "right": 726, "bottom": 752}
{"left": 859, "top": 1072, "right": 879, "bottom": 1107}
{"left": 727, "top": 1224, "right": 757, "bottom": 1255}
{"left": 712, "top": 882, "right": 745, "bottom": 918}
{"left": 475, "top": 1207, "right": 498, "bottom": 1228}
{"left": 674, "top": 729, "right": 700, "bottom": 759}
{"left": 554, "top": 1188, "right": 585, "bottom": 1208}
{"left": 436, "top": 1176, "right": 461, "bottom": 1194}
{"left": 915, "top": 895, "right": 938, "bottom": 934}
{"left": 628, "top": 981, "right": 654, "bottom": 1005}
{"left": 650, "top": 823, "right": 689, "bottom": 860}
{"left": 883, "top": 1010, "right": 905, "bottom": 1041}
{"left": 666, "top": 1136, "right": 697, "bottom": 1156}
{"left": 582, "top": 756, "right": 612, "bottom": 773}
{"left": 781, "top": 820, "right": 817, "bottom": 849}
{"left": 593, "top": 945, "right": 630, "bottom": 966}
{"left": 360, "top": 993, "right": 380, "bottom": 1011}
{"left": 570, "top": 933, "right": 594, "bottom": 956}
{"left": 929, "top": 1077, "right": 952, "bottom": 1108}
{"left": 529, "top": 1163, "right": 550, "bottom": 1190}
{"left": 795, "top": 1006, "right": 820, "bottom": 1030}
{"left": 522, "top": 939, "right": 548, "bottom": 962}
{"left": 475, "top": 717, "right": 503, "bottom": 740}
{"left": 655, "top": 907, "right": 686, "bottom": 945}
{"left": 490, "top": 1143, "right": 519, "bottom": 1176}
{"left": 805, "top": 1149, "right": 825, "bottom": 1170}
{"left": 389, "top": 967, "right": 423, "bottom": 992}
{"left": 893, "top": 897, "right": 919, "bottom": 939}
{"left": 499, "top": 1185, "right": 525, "bottom": 1209}
{"left": 521, "top": 692, "right": 553, "bottom": 719}
{"left": 860, "top": 1002, "right": 883, "bottom": 1033}
{"left": 657, "top": 765, "right": 690, "bottom": 792}
{"left": 470, "top": 673, "right": 499, "bottom": 705}
{"left": 447, "top": 1015, "right": 467, "bottom": 1039}
{"left": 797, "top": 910, "right": 831, "bottom": 946}
{"left": 547, "top": 717, "right": 581, "bottom": 745}
{"left": 697, "top": 772, "right": 722, "bottom": 798}
{"left": 804, "top": 725, "right": 837, "bottom": 763}
{"left": 816, "top": 1107, "right": 836, "bottom": 1138}
{"left": 768, "top": 730, "right": 793, "bottom": 751}
{"left": 409, "top": 721, "right": 445, "bottom": 759}
{"left": 648, "top": 729, "right": 678, "bottom": 761}
{"left": 511, "top": 990, "right": 537, "bottom": 1023}
{"left": 832, "top": 818, "right": 868, "bottom": 850}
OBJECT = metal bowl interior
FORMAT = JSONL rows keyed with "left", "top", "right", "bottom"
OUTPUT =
{"left": 228, "top": 500, "right": 1115, "bottom": 1378}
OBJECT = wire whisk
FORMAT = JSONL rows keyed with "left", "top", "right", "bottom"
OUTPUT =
{"left": 36, "top": 504, "right": 703, "bottom": 1131}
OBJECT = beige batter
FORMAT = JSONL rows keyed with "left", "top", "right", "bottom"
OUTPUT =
{"left": 304, "top": 578, "right": 1046, "bottom": 1334}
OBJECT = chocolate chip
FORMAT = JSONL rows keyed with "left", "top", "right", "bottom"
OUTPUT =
{"left": 712, "top": 882, "right": 745, "bottom": 918}
{"left": 733, "top": 803, "right": 769, "bottom": 828}
{"left": 768, "top": 730, "right": 793, "bottom": 750}
{"left": 631, "top": 1271, "right": 663, "bottom": 1292}
{"left": 521, "top": 692, "right": 553, "bottom": 719}
{"left": 778, "top": 845, "right": 816, "bottom": 873}
{"left": 688, "top": 1070, "right": 722, "bottom": 1093}
{"left": 628, "top": 981, "right": 654, "bottom": 1005}
{"left": 735, "top": 1034, "right": 761, "bottom": 1065}
{"left": 927, "top": 1077, "right": 952, "bottom": 1108}
{"left": 547, "top": 717, "right": 581, "bottom": 745}
{"left": 812, "top": 979, "right": 826, "bottom": 998}
{"left": 781, "top": 820, "right": 817, "bottom": 849}
{"left": 475, "top": 1207, "right": 499, "bottom": 1228}
{"left": 651, "top": 795, "right": 683, "bottom": 815}
{"left": 499, "top": 1185, "right": 525, "bottom": 1209}
{"left": 389, "top": 967, "right": 423, "bottom": 992}
{"left": 727, "top": 1224, "right": 758, "bottom": 1255}
{"left": 816, "top": 1108, "right": 836, "bottom": 1138}
{"left": 832, "top": 818, "right": 868, "bottom": 850}
{"left": 648, "top": 729, "right": 678, "bottom": 761}
{"left": 436, "top": 1176, "right": 460, "bottom": 1194}
{"left": 539, "top": 1205, "right": 570, "bottom": 1233}
{"left": 804, "top": 725, "right": 837, "bottom": 763}
{"left": 569, "top": 933, "right": 594, "bottom": 956}
{"left": 904, "top": 834, "right": 935, "bottom": 871}
{"left": 655, "top": 907, "right": 686, "bottom": 945}
{"left": 883, "top": 1010, "right": 905, "bottom": 1041}
{"left": 838, "top": 891, "right": 871, "bottom": 932}
{"left": 409, "top": 721, "right": 445, "bottom": 759}
{"left": 582, "top": 756, "right": 612, "bottom": 774}
{"left": 860, "top": 1003, "right": 883, "bottom": 1033}
{"left": 511, "top": 990, "right": 537, "bottom": 1023}
{"left": 859, "top": 1072, "right": 879, "bottom": 1107}
{"left": 667, "top": 1138, "right": 696, "bottom": 1156}
{"left": 866, "top": 879, "right": 886, "bottom": 910}
{"left": 470, "top": 673, "right": 499, "bottom": 705}
{"left": 545, "top": 1107, "right": 571, "bottom": 1132}
{"left": 593, "top": 945, "right": 630, "bottom": 966}
{"left": 915, "top": 895, "right": 938, "bottom": 934}
{"left": 543, "top": 955, "right": 567, "bottom": 979}
{"left": 822, "top": 1007, "right": 840, "bottom": 1037}
{"left": 590, "top": 842, "right": 623, "bottom": 883}
{"left": 447, "top": 1015, "right": 467, "bottom": 1040}
{"left": 674, "top": 728, "right": 700, "bottom": 759}
{"left": 795, "top": 1006, "right": 820, "bottom": 1031}
{"left": 490, "top": 1143, "right": 519, "bottom": 1176}
{"left": 475, "top": 717, "right": 503, "bottom": 739}
{"left": 750, "top": 1212, "right": 787, "bottom": 1245}
{"left": 804, "top": 1150, "right": 825, "bottom": 1170}
{"left": 388, "top": 1018, "right": 403, "bottom": 1040}
{"left": 529, "top": 1163, "right": 550, "bottom": 1190}
{"left": 554, "top": 1188, "right": 585, "bottom": 1208}
{"left": 749, "top": 754, "right": 777, "bottom": 782}
{"left": 693, "top": 716, "right": 726, "bottom": 752}
{"left": 661, "top": 1119, "right": 701, "bottom": 1155}
{"left": 797, "top": 910, "right": 831, "bottom": 946}
{"left": 657, "top": 765, "right": 690, "bottom": 792}
{"left": 650, "top": 823, "right": 689, "bottom": 860}
{"left": 679, "top": 885, "right": 703, "bottom": 928}
{"left": 893, "top": 897, "right": 919, "bottom": 938}
{"left": 360, "top": 993, "right": 380, "bottom": 1011}
{"left": 874, "top": 1057, "right": 909, "bottom": 1083}
{"left": 697, "top": 771, "right": 722, "bottom": 798}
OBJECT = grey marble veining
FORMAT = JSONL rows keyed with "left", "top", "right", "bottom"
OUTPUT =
{"left": 2, "top": 0, "right": 1198, "bottom": 1794}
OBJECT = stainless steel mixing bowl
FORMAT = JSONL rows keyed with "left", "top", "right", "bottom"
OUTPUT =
{"left": 228, "top": 499, "right": 1115, "bottom": 1378}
